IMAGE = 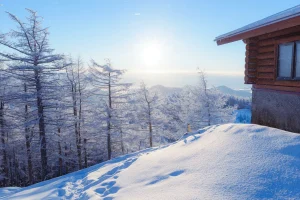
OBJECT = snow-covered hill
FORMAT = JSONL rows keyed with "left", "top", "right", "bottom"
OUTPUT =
{"left": 2, "top": 124, "right": 300, "bottom": 199}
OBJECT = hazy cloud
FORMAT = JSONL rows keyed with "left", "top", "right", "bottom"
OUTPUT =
{"left": 134, "top": 13, "right": 141, "bottom": 16}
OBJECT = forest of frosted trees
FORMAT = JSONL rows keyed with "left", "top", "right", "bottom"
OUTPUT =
{"left": 0, "top": 10, "right": 241, "bottom": 186}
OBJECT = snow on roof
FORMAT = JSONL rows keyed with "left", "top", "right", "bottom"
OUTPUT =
{"left": 3, "top": 123, "right": 300, "bottom": 199}
{"left": 215, "top": 5, "right": 300, "bottom": 42}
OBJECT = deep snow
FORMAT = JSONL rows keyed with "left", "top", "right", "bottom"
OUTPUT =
{"left": 2, "top": 124, "right": 300, "bottom": 199}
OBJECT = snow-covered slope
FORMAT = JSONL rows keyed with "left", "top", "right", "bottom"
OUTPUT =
{"left": 2, "top": 124, "right": 300, "bottom": 199}
{"left": 0, "top": 188, "right": 20, "bottom": 197}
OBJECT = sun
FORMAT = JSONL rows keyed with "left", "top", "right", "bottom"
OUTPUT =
{"left": 141, "top": 41, "right": 163, "bottom": 66}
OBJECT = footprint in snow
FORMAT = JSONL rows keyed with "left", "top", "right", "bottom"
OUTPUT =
{"left": 147, "top": 170, "right": 185, "bottom": 185}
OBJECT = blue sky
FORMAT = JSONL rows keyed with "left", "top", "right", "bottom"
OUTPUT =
{"left": 0, "top": 0, "right": 299, "bottom": 88}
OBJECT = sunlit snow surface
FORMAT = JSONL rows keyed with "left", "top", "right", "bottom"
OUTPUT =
{"left": 2, "top": 124, "right": 300, "bottom": 199}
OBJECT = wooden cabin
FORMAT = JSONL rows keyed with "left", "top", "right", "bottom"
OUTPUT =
{"left": 215, "top": 6, "right": 300, "bottom": 133}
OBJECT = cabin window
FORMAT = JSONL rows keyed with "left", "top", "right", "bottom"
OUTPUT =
{"left": 277, "top": 41, "right": 300, "bottom": 80}
{"left": 277, "top": 42, "right": 294, "bottom": 79}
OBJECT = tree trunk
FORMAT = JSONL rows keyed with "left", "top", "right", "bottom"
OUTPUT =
{"left": 57, "top": 127, "right": 63, "bottom": 176}
{"left": 107, "top": 72, "right": 112, "bottom": 160}
{"left": 0, "top": 100, "right": 8, "bottom": 186}
{"left": 34, "top": 69, "right": 48, "bottom": 180}
{"left": 149, "top": 122, "right": 153, "bottom": 147}
{"left": 25, "top": 129, "right": 33, "bottom": 185}
{"left": 24, "top": 83, "right": 33, "bottom": 184}
{"left": 64, "top": 143, "right": 69, "bottom": 174}
{"left": 205, "top": 88, "right": 211, "bottom": 126}
{"left": 72, "top": 83, "right": 82, "bottom": 170}
{"left": 107, "top": 121, "right": 112, "bottom": 160}
{"left": 147, "top": 102, "right": 153, "bottom": 148}
{"left": 78, "top": 61, "right": 83, "bottom": 168}
{"left": 84, "top": 138, "right": 87, "bottom": 168}
{"left": 120, "top": 130, "right": 125, "bottom": 154}
{"left": 12, "top": 148, "right": 18, "bottom": 186}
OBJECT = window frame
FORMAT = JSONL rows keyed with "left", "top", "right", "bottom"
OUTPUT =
{"left": 276, "top": 40, "right": 300, "bottom": 81}
{"left": 294, "top": 41, "right": 300, "bottom": 80}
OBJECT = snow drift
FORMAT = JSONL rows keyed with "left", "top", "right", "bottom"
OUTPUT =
{"left": 2, "top": 124, "right": 300, "bottom": 199}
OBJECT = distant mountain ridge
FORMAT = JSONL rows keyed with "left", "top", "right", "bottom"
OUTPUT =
{"left": 150, "top": 85, "right": 251, "bottom": 98}
{"left": 216, "top": 85, "right": 251, "bottom": 98}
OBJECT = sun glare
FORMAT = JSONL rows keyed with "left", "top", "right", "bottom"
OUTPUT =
{"left": 141, "top": 41, "right": 163, "bottom": 66}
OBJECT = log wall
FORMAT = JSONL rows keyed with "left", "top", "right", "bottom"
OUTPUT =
{"left": 244, "top": 25, "right": 300, "bottom": 91}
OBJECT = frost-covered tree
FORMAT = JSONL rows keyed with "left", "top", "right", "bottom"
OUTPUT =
{"left": 0, "top": 8, "right": 239, "bottom": 188}
{"left": 134, "top": 82, "right": 161, "bottom": 147}
{"left": 66, "top": 56, "right": 88, "bottom": 169}
{"left": 195, "top": 71, "right": 235, "bottom": 126}
{"left": 0, "top": 9, "right": 67, "bottom": 180}
{"left": 89, "top": 60, "right": 131, "bottom": 159}
{"left": 161, "top": 91, "right": 188, "bottom": 136}
{"left": 180, "top": 71, "right": 236, "bottom": 129}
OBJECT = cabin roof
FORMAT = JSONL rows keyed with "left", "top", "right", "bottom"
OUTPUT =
{"left": 215, "top": 5, "right": 300, "bottom": 45}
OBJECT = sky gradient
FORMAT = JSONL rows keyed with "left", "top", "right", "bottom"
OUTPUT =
{"left": 0, "top": 0, "right": 300, "bottom": 88}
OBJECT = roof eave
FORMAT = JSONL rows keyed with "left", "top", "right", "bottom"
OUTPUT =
{"left": 215, "top": 15, "right": 300, "bottom": 45}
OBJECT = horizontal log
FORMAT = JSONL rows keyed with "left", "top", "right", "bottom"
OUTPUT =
{"left": 276, "top": 35, "right": 300, "bottom": 44}
{"left": 244, "top": 76, "right": 256, "bottom": 84}
{"left": 246, "top": 57, "right": 257, "bottom": 63}
{"left": 258, "top": 72, "right": 274, "bottom": 79}
{"left": 274, "top": 80, "right": 300, "bottom": 87}
{"left": 257, "top": 52, "right": 274, "bottom": 59}
{"left": 245, "top": 58, "right": 258, "bottom": 65}
{"left": 246, "top": 45, "right": 257, "bottom": 51}
{"left": 246, "top": 63, "right": 257, "bottom": 68}
{"left": 257, "top": 66, "right": 274, "bottom": 73}
{"left": 254, "top": 84, "right": 300, "bottom": 93}
{"left": 257, "top": 79, "right": 300, "bottom": 87}
{"left": 247, "top": 42, "right": 258, "bottom": 46}
{"left": 258, "top": 39, "right": 275, "bottom": 47}
{"left": 247, "top": 68, "right": 257, "bottom": 72}
{"left": 256, "top": 79, "right": 274, "bottom": 85}
{"left": 245, "top": 37, "right": 259, "bottom": 44}
{"left": 247, "top": 70, "right": 257, "bottom": 75}
{"left": 258, "top": 45, "right": 274, "bottom": 54}
{"left": 247, "top": 75, "right": 256, "bottom": 79}
{"left": 246, "top": 51, "right": 258, "bottom": 59}
{"left": 257, "top": 59, "right": 275, "bottom": 66}
{"left": 245, "top": 70, "right": 256, "bottom": 77}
